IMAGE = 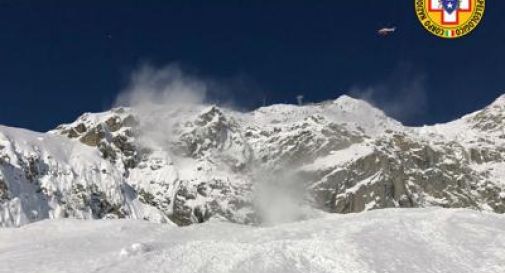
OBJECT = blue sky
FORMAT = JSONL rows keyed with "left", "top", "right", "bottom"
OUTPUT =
{"left": 1, "top": 0, "right": 504, "bottom": 131}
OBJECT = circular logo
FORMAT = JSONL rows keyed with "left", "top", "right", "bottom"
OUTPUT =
{"left": 415, "top": 0, "right": 485, "bottom": 39}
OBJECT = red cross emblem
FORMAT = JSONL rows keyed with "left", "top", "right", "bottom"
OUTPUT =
{"left": 428, "top": 0, "right": 472, "bottom": 25}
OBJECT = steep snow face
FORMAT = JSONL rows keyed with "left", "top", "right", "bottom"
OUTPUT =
{"left": 3, "top": 94, "right": 505, "bottom": 227}
{"left": 0, "top": 125, "right": 168, "bottom": 227}
{"left": 461, "top": 94, "right": 505, "bottom": 134}
{"left": 1, "top": 209, "right": 504, "bottom": 273}
{"left": 417, "top": 95, "right": 505, "bottom": 143}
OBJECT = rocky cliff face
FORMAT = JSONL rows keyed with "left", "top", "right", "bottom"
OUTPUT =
{"left": 2, "top": 95, "right": 505, "bottom": 227}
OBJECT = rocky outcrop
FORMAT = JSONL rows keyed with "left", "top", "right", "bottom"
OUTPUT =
{"left": 0, "top": 177, "right": 8, "bottom": 201}
{"left": 306, "top": 132, "right": 505, "bottom": 214}
{"left": 54, "top": 108, "right": 141, "bottom": 169}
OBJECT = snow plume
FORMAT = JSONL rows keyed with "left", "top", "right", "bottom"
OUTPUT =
{"left": 116, "top": 64, "right": 207, "bottom": 108}
{"left": 114, "top": 64, "right": 262, "bottom": 149}
{"left": 115, "top": 64, "right": 208, "bottom": 149}
{"left": 349, "top": 63, "right": 427, "bottom": 124}
{"left": 252, "top": 167, "right": 321, "bottom": 226}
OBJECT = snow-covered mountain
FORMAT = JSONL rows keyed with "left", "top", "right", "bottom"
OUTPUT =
{"left": 1, "top": 208, "right": 504, "bottom": 273}
{"left": 2, "top": 95, "right": 505, "bottom": 227}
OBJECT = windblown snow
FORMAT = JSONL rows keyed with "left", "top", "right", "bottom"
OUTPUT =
{"left": 1, "top": 209, "right": 504, "bottom": 273}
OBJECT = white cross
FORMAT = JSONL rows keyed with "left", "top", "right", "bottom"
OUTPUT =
{"left": 429, "top": 0, "right": 471, "bottom": 25}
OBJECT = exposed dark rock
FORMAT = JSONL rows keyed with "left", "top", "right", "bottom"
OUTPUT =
{"left": 105, "top": 117, "right": 122, "bottom": 132}
{"left": 80, "top": 127, "right": 105, "bottom": 147}
{"left": 75, "top": 123, "right": 87, "bottom": 133}
{"left": 0, "top": 178, "right": 8, "bottom": 201}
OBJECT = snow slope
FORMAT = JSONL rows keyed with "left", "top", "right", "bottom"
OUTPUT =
{"left": 0, "top": 208, "right": 504, "bottom": 273}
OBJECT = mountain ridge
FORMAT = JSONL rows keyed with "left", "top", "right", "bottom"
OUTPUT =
{"left": 2, "top": 94, "right": 505, "bottom": 227}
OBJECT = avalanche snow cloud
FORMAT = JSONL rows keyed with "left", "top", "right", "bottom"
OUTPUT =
{"left": 114, "top": 64, "right": 208, "bottom": 150}
{"left": 349, "top": 63, "right": 428, "bottom": 123}
{"left": 1, "top": 209, "right": 504, "bottom": 273}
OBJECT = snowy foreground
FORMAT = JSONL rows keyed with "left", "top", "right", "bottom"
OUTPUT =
{"left": 1, "top": 209, "right": 504, "bottom": 273}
